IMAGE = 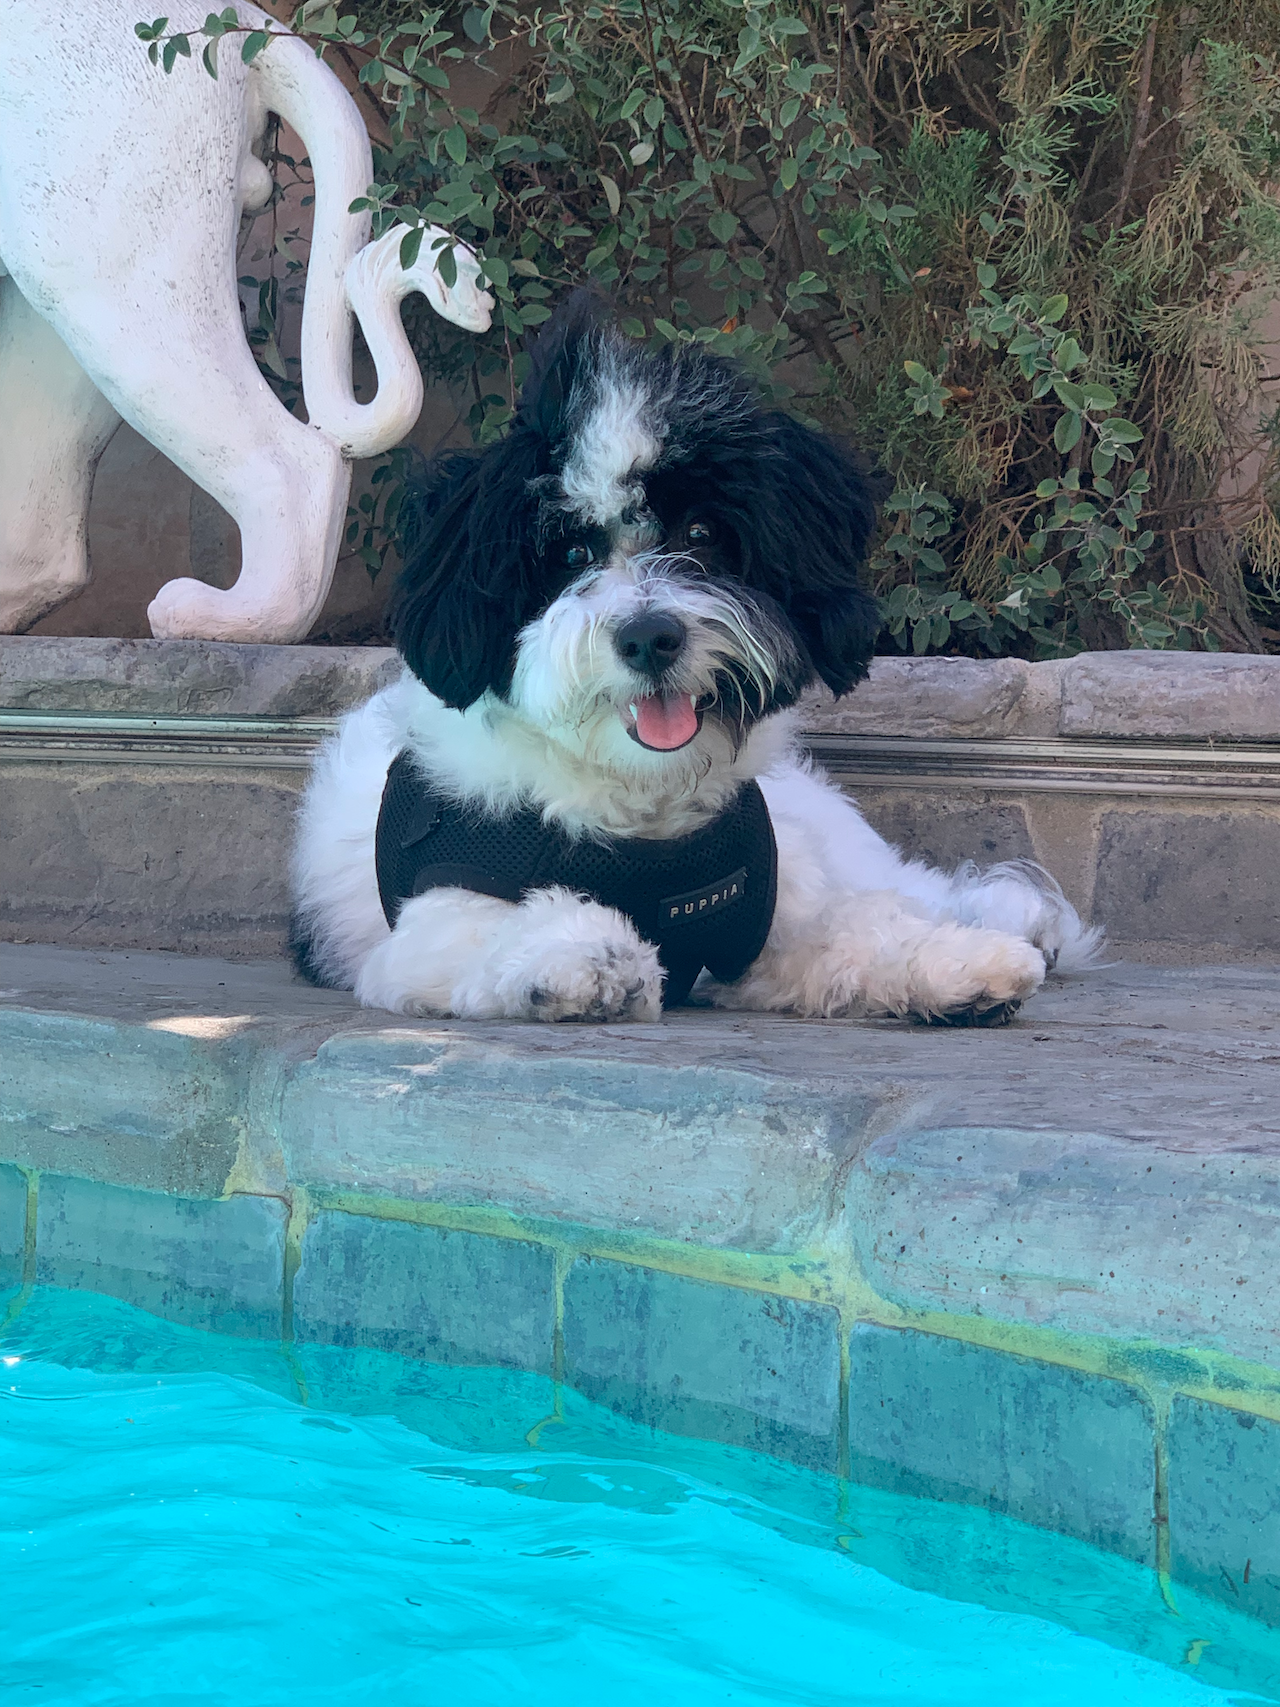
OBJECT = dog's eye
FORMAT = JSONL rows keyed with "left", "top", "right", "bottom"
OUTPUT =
{"left": 686, "top": 520, "right": 714, "bottom": 546}
{"left": 564, "top": 543, "right": 594, "bottom": 569}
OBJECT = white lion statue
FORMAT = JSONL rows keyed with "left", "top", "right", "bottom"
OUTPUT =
{"left": 0, "top": 0, "right": 493, "bottom": 641}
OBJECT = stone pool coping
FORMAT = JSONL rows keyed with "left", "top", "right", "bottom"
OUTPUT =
{"left": 2, "top": 943, "right": 1279, "bottom": 1622}
{"left": 5, "top": 635, "right": 1280, "bottom": 739}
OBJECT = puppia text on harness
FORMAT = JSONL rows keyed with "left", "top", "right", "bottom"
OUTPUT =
{"left": 375, "top": 752, "right": 778, "bottom": 1007}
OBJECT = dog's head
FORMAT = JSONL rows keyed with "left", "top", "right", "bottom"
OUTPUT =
{"left": 391, "top": 296, "right": 880, "bottom": 771}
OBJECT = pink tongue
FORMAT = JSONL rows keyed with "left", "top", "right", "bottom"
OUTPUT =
{"left": 634, "top": 693, "right": 699, "bottom": 751}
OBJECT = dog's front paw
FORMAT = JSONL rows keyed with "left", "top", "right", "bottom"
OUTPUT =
{"left": 909, "top": 927, "right": 1046, "bottom": 1024}
{"left": 477, "top": 897, "right": 663, "bottom": 1023}
{"left": 500, "top": 936, "right": 662, "bottom": 1022}
{"left": 522, "top": 943, "right": 661, "bottom": 1021}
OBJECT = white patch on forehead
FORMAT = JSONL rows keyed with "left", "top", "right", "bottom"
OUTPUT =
{"left": 559, "top": 372, "right": 661, "bottom": 525}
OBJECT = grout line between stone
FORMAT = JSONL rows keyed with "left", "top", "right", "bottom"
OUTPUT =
{"left": 1150, "top": 1392, "right": 1179, "bottom": 1611}
{"left": 280, "top": 1187, "right": 312, "bottom": 1406}
{"left": 836, "top": 1310, "right": 852, "bottom": 1483}
{"left": 551, "top": 1247, "right": 568, "bottom": 1387}
{"left": 281, "top": 1186, "right": 310, "bottom": 1341}
{"left": 525, "top": 1251, "right": 572, "bottom": 1450}
{"left": 20, "top": 1166, "right": 38, "bottom": 1291}
{"left": 0, "top": 1169, "right": 40, "bottom": 1338}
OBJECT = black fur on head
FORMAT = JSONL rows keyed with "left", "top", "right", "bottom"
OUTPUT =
{"left": 390, "top": 293, "right": 881, "bottom": 715}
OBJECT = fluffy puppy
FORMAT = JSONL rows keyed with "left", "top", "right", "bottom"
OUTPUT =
{"left": 291, "top": 299, "right": 1099, "bottom": 1022}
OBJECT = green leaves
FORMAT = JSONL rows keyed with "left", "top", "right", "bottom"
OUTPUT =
{"left": 432, "top": 235, "right": 458, "bottom": 290}
{"left": 966, "top": 276, "right": 1148, "bottom": 549}
{"left": 734, "top": 25, "right": 763, "bottom": 72}
{"left": 132, "top": 0, "right": 931, "bottom": 445}
{"left": 462, "top": 6, "right": 492, "bottom": 44}
{"left": 785, "top": 270, "right": 826, "bottom": 313}
{"left": 903, "top": 360, "right": 952, "bottom": 419}
{"left": 784, "top": 60, "right": 831, "bottom": 94}
{"left": 1055, "top": 337, "right": 1084, "bottom": 372}
{"left": 707, "top": 208, "right": 738, "bottom": 244}
{"left": 123, "top": 0, "right": 1258, "bottom": 660}
{"left": 1054, "top": 411, "right": 1082, "bottom": 452}
{"left": 138, "top": 6, "right": 277, "bottom": 76}
{"left": 162, "top": 33, "right": 191, "bottom": 72}
{"left": 874, "top": 487, "right": 998, "bottom": 654}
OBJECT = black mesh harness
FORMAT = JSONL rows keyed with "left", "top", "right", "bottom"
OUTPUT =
{"left": 375, "top": 750, "right": 777, "bottom": 1007}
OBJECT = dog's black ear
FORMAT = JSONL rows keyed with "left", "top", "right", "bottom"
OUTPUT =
{"left": 389, "top": 296, "right": 618, "bottom": 708}
{"left": 389, "top": 438, "right": 545, "bottom": 709}
{"left": 743, "top": 413, "right": 882, "bottom": 697}
{"left": 520, "top": 290, "right": 612, "bottom": 442}
{"left": 788, "top": 583, "right": 884, "bottom": 697}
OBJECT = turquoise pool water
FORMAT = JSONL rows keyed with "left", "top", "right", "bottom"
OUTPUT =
{"left": 0, "top": 1287, "right": 1275, "bottom": 1706}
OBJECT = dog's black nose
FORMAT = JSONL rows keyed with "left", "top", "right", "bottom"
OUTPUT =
{"left": 614, "top": 612, "right": 687, "bottom": 678}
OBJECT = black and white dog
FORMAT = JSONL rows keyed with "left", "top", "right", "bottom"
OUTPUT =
{"left": 292, "top": 298, "right": 1098, "bottom": 1021}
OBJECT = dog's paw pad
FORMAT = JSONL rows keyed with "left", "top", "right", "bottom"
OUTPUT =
{"left": 918, "top": 999, "right": 1023, "bottom": 1029}
{"left": 511, "top": 940, "right": 661, "bottom": 1023}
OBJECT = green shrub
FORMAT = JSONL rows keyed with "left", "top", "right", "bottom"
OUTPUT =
{"left": 146, "top": 1, "right": 1280, "bottom": 654}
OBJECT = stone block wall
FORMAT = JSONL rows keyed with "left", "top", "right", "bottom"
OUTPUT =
{"left": 2, "top": 639, "right": 1277, "bottom": 959}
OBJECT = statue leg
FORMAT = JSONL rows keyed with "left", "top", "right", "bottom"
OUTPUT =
{"left": 0, "top": 277, "right": 121, "bottom": 632}
{"left": 142, "top": 381, "right": 351, "bottom": 646}
{"left": 40, "top": 274, "right": 351, "bottom": 646}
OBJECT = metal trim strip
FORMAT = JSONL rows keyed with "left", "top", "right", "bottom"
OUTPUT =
{"left": 1, "top": 713, "right": 1277, "bottom": 796}
{"left": 0, "top": 711, "right": 336, "bottom": 769}
{"left": 806, "top": 734, "right": 1280, "bottom": 800}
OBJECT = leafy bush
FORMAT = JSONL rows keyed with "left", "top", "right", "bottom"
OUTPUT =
{"left": 144, "top": 1, "right": 1280, "bottom": 654}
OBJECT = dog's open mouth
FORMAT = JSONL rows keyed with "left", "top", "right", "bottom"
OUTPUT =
{"left": 623, "top": 693, "right": 708, "bottom": 752}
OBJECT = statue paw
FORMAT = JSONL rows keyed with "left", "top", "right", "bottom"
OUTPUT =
{"left": 147, "top": 577, "right": 310, "bottom": 644}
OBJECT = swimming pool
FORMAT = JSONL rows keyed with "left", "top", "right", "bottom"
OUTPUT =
{"left": 0, "top": 1287, "right": 1274, "bottom": 1705}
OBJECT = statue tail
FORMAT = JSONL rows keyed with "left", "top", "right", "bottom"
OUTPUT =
{"left": 253, "top": 34, "right": 492, "bottom": 460}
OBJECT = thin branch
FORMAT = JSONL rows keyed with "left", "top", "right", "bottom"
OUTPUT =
{"left": 1109, "top": 17, "right": 1158, "bottom": 233}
